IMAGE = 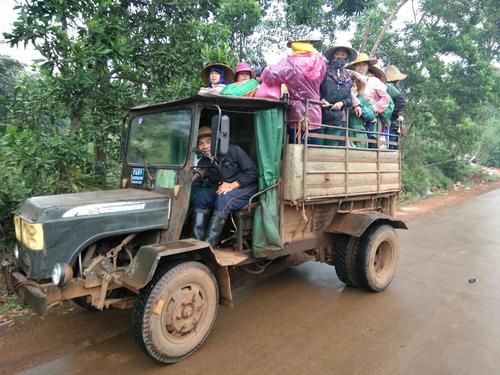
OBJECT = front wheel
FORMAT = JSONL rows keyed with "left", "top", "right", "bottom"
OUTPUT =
{"left": 357, "top": 225, "right": 399, "bottom": 292}
{"left": 131, "top": 261, "right": 219, "bottom": 364}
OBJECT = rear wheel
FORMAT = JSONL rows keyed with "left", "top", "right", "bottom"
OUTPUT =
{"left": 131, "top": 261, "right": 219, "bottom": 364}
{"left": 357, "top": 225, "right": 399, "bottom": 292}
{"left": 333, "top": 235, "right": 361, "bottom": 287}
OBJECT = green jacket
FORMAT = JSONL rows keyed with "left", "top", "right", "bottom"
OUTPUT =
{"left": 349, "top": 96, "right": 375, "bottom": 148}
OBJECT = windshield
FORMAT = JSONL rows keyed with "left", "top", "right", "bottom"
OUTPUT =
{"left": 127, "top": 110, "right": 191, "bottom": 166}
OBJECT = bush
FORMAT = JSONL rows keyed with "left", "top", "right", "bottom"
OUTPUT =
{"left": 0, "top": 125, "right": 100, "bottom": 246}
{"left": 478, "top": 123, "right": 500, "bottom": 167}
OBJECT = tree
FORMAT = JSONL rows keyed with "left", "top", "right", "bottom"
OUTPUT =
{"left": 0, "top": 55, "right": 24, "bottom": 125}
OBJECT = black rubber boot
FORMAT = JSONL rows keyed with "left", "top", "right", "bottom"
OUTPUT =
{"left": 204, "top": 211, "right": 228, "bottom": 247}
{"left": 192, "top": 208, "right": 211, "bottom": 240}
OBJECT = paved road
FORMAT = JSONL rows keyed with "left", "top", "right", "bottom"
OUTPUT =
{"left": 19, "top": 189, "right": 500, "bottom": 375}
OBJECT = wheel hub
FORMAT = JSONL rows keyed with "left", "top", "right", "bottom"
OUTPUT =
{"left": 164, "top": 285, "right": 205, "bottom": 338}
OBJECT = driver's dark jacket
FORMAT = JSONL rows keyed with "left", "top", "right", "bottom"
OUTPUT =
{"left": 205, "top": 145, "right": 258, "bottom": 188}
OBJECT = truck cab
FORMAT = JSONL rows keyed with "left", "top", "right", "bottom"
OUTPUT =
{"left": 3, "top": 95, "right": 407, "bottom": 364}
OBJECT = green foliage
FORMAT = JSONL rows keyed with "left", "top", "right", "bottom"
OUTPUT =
{"left": 201, "top": 42, "right": 239, "bottom": 68}
{"left": 219, "top": 0, "right": 262, "bottom": 57}
{"left": 479, "top": 121, "right": 500, "bottom": 167}
{"left": 0, "top": 125, "right": 100, "bottom": 241}
{"left": 0, "top": 55, "right": 24, "bottom": 124}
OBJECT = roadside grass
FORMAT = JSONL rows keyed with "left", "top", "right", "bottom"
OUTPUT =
{"left": 0, "top": 294, "right": 31, "bottom": 325}
{"left": 0, "top": 241, "right": 33, "bottom": 323}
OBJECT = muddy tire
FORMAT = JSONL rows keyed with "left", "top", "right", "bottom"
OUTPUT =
{"left": 357, "top": 225, "right": 399, "bottom": 292}
{"left": 131, "top": 261, "right": 219, "bottom": 364}
{"left": 333, "top": 235, "right": 360, "bottom": 287}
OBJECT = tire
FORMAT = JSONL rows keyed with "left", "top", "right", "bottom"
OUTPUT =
{"left": 357, "top": 225, "right": 399, "bottom": 292}
{"left": 131, "top": 261, "right": 219, "bottom": 364}
{"left": 333, "top": 235, "right": 361, "bottom": 287}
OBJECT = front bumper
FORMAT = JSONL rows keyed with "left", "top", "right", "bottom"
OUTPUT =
{"left": 1, "top": 259, "right": 48, "bottom": 315}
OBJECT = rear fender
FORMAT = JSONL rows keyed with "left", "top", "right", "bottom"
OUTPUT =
{"left": 326, "top": 211, "right": 408, "bottom": 238}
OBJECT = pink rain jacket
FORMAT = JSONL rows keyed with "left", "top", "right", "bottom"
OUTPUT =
{"left": 262, "top": 52, "right": 327, "bottom": 129}
{"left": 365, "top": 76, "right": 390, "bottom": 114}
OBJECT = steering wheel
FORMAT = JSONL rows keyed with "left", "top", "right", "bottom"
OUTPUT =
{"left": 193, "top": 151, "right": 218, "bottom": 182}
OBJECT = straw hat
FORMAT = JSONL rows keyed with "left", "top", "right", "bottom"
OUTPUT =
{"left": 234, "top": 61, "right": 256, "bottom": 78}
{"left": 198, "top": 126, "right": 212, "bottom": 139}
{"left": 385, "top": 65, "right": 407, "bottom": 82}
{"left": 200, "top": 63, "right": 235, "bottom": 85}
{"left": 324, "top": 43, "right": 358, "bottom": 62}
{"left": 345, "top": 52, "right": 378, "bottom": 70}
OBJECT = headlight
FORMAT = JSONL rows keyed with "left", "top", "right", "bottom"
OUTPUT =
{"left": 51, "top": 263, "right": 73, "bottom": 287}
{"left": 14, "top": 215, "right": 21, "bottom": 241}
{"left": 20, "top": 221, "right": 44, "bottom": 250}
{"left": 13, "top": 244, "right": 19, "bottom": 259}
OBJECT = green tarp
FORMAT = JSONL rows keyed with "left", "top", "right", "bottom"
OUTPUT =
{"left": 252, "top": 108, "right": 285, "bottom": 258}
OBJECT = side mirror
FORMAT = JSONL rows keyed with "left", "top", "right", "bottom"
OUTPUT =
{"left": 218, "top": 115, "right": 230, "bottom": 156}
{"left": 210, "top": 114, "right": 230, "bottom": 157}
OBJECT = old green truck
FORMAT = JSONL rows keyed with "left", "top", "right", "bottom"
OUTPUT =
{"left": 3, "top": 95, "right": 406, "bottom": 363}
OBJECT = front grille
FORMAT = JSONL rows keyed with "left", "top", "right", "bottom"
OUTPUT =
{"left": 19, "top": 247, "right": 32, "bottom": 276}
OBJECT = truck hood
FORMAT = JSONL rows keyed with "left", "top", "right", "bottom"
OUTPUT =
{"left": 18, "top": 189, "right": 170, "bottom": 223}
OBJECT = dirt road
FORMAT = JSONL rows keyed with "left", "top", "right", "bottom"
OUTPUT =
{"left": 2, "top": 187, "right": 500, "bottom": 374}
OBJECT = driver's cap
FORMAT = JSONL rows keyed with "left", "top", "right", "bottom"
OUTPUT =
{"left": 198, "top": 126, "right": 211, "bottom": 138}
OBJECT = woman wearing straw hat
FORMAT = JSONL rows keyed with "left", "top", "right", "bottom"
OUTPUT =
{"left": 319, "top": 43, "right": 358, "bottom": 146}
{"left": 220, "top": 62, "right": 260, "bottom": 97}
{"left": 198, "top": 63, "right": 235, "bottom": 95}
{"left": 346, "top": 53, "right": 391, "bottom": 147}
{"left": 385, "top": 65, "right": 407, "bottom": 149}
{"left": 348, "top": 70, "right": 376, "bottom": 148}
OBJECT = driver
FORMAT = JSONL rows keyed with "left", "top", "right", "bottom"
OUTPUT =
{"left": 192, "top": 126, "right": 258, "bottom": 247}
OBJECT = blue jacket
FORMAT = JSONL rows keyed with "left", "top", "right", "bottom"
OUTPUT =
{"left": 205, "top": 145, "right": 258, "bottom": 188}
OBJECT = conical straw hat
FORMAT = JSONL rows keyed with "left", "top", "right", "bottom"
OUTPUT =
{"left": 385, "top": 65, "right": 407, "bottom": 82}
{"left": 345, "top": 52, "right": 378, "bottom": 70}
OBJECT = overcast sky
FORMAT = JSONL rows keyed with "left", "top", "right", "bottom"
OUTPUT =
{"left": 0, "top": 0, "right": 418, "bottom": 66}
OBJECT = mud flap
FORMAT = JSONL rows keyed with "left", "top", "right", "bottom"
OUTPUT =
{"left": 327, "top": 211, "right": 408, "bottom": 238}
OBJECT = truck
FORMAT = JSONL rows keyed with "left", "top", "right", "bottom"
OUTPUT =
{"left": 2, "top": 95, "right": 407, "bottom": 364}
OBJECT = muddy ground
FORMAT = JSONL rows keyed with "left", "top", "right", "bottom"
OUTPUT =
{"left": 1, "top": 181, "right": 499, "bottom": 374}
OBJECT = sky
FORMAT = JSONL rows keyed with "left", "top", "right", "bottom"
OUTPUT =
{"left": 0, "top": 0, "right": 418, "bottom": 66}
{"left": 0, "top": 0, "right": 42, "bottom": 65}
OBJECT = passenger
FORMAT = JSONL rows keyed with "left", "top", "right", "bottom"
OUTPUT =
{"left": 261, "top": 37, "right": 327, "bottom": 144}
{"left": 192, "top": 127, "right": 258, "bottom": 247}
{"left": 220, "top": 62, "right": 260, "bottom": 97}
{"left": 346, "top": 54, "right": 391, "bottom": 148}
{"left": 348, "top": 71, "right": 376, "bottom": 148}
{"left": 319, "top": 44, "right": 358, "bottom": 146}
{"left": 198, "top": 63, "right": 234, "bottom": 95}
{"left": 385, "top": 64, "right": 407, "bottom": 149}
{"left": 370, "top": 64, "right": 394, "bottom": 148}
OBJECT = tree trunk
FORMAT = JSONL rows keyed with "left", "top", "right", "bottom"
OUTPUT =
{"left": 370, "top": 0, "right": 410, "bottom": 56}
{"left": 95, "top": 134, "right": 107, "bottom": 188}
{"left": 359, "top": 24, "right": 372, "bottom": 53}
